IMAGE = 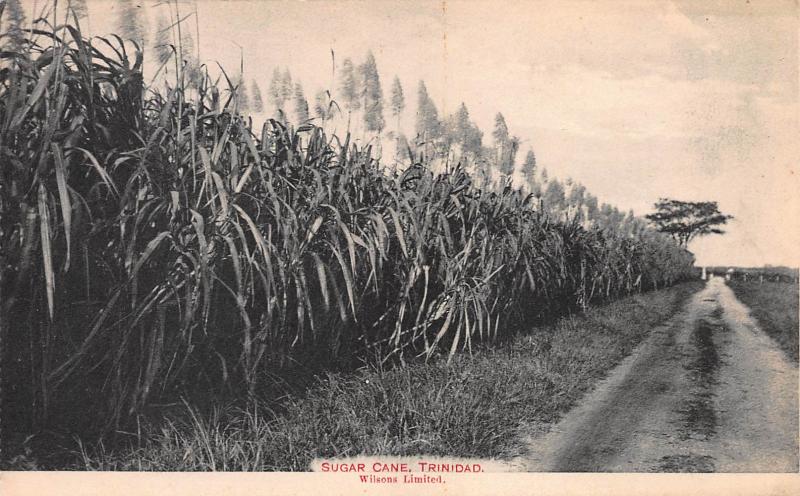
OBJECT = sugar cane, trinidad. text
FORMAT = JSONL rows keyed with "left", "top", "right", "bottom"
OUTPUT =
{"left": 319, "top": 461, "right": 483, "bottom": 473}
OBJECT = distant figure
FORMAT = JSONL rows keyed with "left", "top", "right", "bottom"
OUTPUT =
{"left": 701, "top": 267, "right": 707, "bottom": 280}
{"left": 726, "top": 267, "right": 734, "bottom": 281}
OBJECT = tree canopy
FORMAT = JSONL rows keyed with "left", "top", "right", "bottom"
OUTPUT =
{"left": 645, "top": 199, "right": 733, "bottom": 247}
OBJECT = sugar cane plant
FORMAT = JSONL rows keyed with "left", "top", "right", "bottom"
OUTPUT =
{"left": 0, "top": 12, "right": 695, "bottom": 438}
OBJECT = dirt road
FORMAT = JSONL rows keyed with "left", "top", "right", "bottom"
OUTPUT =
{"left": 520, "top": 277, "right": 799, "bottom": 472}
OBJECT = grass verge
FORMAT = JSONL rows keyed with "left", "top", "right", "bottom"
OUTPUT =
{"left": 727, "top": 280, "right": 799, "bottom": 363}
{"left": 9, "top": 281, "right": 703, "bottom": 470}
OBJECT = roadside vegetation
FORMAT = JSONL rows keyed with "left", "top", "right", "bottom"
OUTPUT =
{"left": 1, "top": 2, "right": 697, "bottom": 467}
{"left": 727, "top": 280, "right": 799, "bottom": 363}
{"left": 63, "top": 281, "right": 702, "bottom": 470}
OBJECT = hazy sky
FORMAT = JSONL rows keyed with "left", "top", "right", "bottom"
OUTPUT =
{"left": 72, "top": 1, "right": 800, "bottom": 267}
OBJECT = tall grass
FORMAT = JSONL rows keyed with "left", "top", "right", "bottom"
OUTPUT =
{"left": 727, "top": 280, "right": 799, "bottom": 363}
{"left": 0, "top": 12, "right": 695, "bottom": 442}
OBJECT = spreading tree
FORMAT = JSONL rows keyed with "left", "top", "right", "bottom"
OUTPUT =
{"left": 646, "top": 199, "right": 733, "bottom": 247}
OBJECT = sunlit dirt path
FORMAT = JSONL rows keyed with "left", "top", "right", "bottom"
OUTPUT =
{"left": 519, "top": 277, "right": 799, "bottom": 472}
